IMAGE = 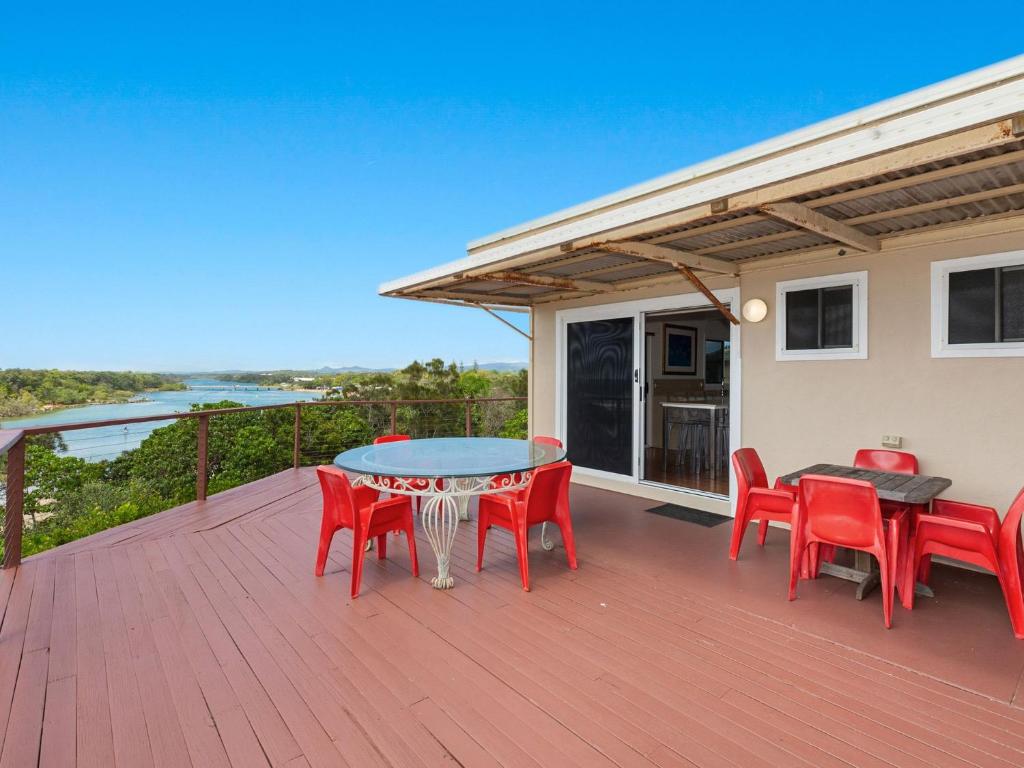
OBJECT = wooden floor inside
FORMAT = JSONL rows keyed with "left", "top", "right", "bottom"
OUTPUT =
{"left": 643, "top": 447, "right": 730, "bottom": 496}
{"left": 3, "top": 468, "right": 1024, "bottom": 767}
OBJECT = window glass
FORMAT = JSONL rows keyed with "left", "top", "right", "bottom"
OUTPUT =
{"left": 704, "top": 340, "right": 726, "bottom": 384}
{"left": 948, "top": 268, "right": 996, "bottom": 344}
{"left": 821, "top": 286, "right": 853, "bottom": 348}
{"left": 1001, "top": 266, "right": 1024, "bottom": 342}
{"left": 785, "top": 289, "right": 820, "bottom": 350}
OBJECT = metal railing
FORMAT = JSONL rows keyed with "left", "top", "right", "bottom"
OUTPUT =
{"left": 0, "top": 396, "right": 526, "bottom": 568}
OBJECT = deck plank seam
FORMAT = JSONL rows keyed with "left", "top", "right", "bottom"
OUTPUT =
{"left": 492, "top": 577, "right": 981, "bottom": 767}
{"left": 522, "top": 564, "right": 1019, "bottom": 766}
{"left": 549, "top": 536, "right": 1024, "bottom": 710}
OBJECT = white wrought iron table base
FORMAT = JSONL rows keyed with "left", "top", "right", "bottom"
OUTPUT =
{"left": 354, "top": 472, "right": 531, "bottom": 589}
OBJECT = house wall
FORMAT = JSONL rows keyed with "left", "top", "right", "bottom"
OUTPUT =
{"left": 531, "top": 225, "right": 1024, "bottom": 516}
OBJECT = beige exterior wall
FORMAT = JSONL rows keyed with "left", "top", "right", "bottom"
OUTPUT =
{"left": 531, "top": 225, "right": 1024, "bottom": 517}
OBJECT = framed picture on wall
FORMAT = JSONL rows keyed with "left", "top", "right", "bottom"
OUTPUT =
{"left": 662, "top": 324, "right": 697, "bottom": 375}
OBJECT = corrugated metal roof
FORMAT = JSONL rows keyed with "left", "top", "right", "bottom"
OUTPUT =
{"left": 465, "top": 55, "right": 1024, "bottom": 252}
{"left": 382, "top": 61, "right": 1024, "bottom": 306}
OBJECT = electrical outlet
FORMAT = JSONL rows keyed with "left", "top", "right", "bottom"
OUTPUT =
{"left": 881, "top": 435, "right": 903, "bottom": 449}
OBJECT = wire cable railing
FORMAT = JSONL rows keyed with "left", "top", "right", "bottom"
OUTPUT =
{"left": 0, "top": 396, "right": 527, "bottom": 567}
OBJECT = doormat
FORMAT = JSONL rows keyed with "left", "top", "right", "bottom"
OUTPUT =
{"left": 645, "top": 503, "right": 730, "bottom": 528}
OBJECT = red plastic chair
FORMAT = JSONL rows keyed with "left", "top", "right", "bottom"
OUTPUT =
{"left": 789, "top": 475, "right": 903, "bottom": 628}
{"left": 728, "top": 448, "right": 797, "bottom": 560}
{"left": 533, "top": 435, "right": 563, "bottom": 448}
{"left": 910, "top": 488, "right": 1024, "bottom": 638}
{"left": 853, "top": 449, "right": 919, "bottom": 519}
{"left": 477, "top": 460, "right": 577, "bottom": 591}
{"left": 315, "top": 465, "right": 419, "bottom": 598}
{"left": 374, "top": 434, "right": 427, "bottom": 511}
{"left": 853, "top": 449, "right": 919, "bottom": 475}
{"left": 853, "top": 448, "right": 921, "bottom": 601}
{"left": 491, "top": 435, "right": 563, "bottom": 498}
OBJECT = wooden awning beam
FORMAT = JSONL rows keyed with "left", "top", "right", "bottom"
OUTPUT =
{"left": 760, "top": 201, "right": 880, "bottom": 252}
{"left": 420, "top": 289, "right": 531, "bottom": 306}
{"left": 675, "top": 265, "right": 740, "bottom": 325}
{"left": 572, "top": 240, "right": 738, "bottom": 276}
{"left": 389, "top": 294, "right": 530, "bottom": 313}
{"left": 482, "top": 270, "right": 611, "bottom": 293}
{"left": 558, "top": 238, "right": 740, "bottom": 324}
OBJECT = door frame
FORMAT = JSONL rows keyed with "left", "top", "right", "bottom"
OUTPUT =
{"left": 554, "top": 287, "right": 742, "bottom": 507}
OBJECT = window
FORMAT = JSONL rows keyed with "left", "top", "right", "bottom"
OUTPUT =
{"left": 775, "top": 271, "right": 868, "bottom": 361}
{"left": 931, "top": 250, "right": 1024, "bottom": 357}
{"left": 704, "top": 339, "right": 728, "bottom": 384}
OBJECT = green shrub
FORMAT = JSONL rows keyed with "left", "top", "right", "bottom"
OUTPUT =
{"left": 499, "top": 409, "right": 528, "bottom": 439}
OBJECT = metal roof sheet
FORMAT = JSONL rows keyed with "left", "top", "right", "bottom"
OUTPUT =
{"left": 382, "top": 57, "right": 1024, "bottom": 306}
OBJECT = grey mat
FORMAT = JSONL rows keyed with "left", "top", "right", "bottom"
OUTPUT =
{"left": 645, "top": 503, "right": 730, "bottom": 527}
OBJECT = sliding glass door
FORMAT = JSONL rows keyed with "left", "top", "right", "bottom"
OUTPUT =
{"left": 564, "top": 317, "right": 635, "bottom": 476}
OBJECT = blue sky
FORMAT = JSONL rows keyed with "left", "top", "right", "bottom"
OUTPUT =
{"left": 2, "top": 3, "right": 1021, "bottom": 371}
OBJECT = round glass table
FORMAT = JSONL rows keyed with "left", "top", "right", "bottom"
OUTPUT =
{"left": 334, "top": 437, "right": 566, "bottom": 589}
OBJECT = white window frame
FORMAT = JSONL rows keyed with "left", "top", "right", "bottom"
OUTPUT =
{"left": 775, "top": 271, "right": 868, "bottom": 361}
{"left": 931, "top": 249, "right": 1024, "bottom": 358}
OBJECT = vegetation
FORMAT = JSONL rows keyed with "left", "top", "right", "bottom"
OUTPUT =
{"left": 212, "top": 362, "right": 523, "bottom": 392}
{"left": 0, "top": 369, "right": 185, "bottom": 418}
{"left": 212, "top": 370, "right": 318, "bottom": 386}
{"left": 0, "top": 359, "right": 527, "bottom": 560}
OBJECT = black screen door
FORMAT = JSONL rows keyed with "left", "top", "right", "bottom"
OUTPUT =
{"left": 565, "top": 318, "right": 634, "bottom": 475}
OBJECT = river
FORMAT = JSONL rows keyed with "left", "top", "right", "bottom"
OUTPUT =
{"left": 0, "top": 379, "right": 323, "bottom": 461}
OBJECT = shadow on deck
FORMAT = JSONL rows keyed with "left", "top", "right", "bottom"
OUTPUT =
{"left": 2, "top": 467, "right": 1024, "bottom": 767}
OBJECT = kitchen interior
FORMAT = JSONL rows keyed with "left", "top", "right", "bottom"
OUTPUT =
{"left": 643, "top": 306, "right": 731, "bottom": 496}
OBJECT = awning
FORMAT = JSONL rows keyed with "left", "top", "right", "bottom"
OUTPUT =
{"left": 381, "top": 56, "right": 1024, "bottom": 310}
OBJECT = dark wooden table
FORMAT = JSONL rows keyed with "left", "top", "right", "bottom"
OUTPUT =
{"left": 779, "top": 464, "right": 952, "bottom": 599}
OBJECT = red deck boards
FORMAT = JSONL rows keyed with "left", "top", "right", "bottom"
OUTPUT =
{"left": 1, "top": 467, "right": 1022, "bottom": 767}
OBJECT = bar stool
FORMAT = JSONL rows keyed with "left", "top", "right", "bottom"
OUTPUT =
{"left": 663, "top": 413, "right": 686, "bottom": 472}
{"left": 676, "top": 419, "right": 709, "bottom": 474}
{"left": 715, "top": 408, "right": 730, "bottom": 475}
{"left": 716, "top": 423, "right": 729, "bottom": 474}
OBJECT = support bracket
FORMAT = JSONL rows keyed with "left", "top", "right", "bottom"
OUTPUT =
{"left": 675, "top": 265, "right": 740, "bottom": 325}
{"left": 473, "top": 302, "right": 533, "bottom": 341}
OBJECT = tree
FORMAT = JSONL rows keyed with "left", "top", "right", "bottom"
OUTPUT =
{"left": 2, "top": 363, "right": 529, "bottom": 561}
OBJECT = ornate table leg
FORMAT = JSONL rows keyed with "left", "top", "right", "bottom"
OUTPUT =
{"left": 355, "top": 472, "right": 533, "bottom": 590}
{"left": 453, "top": 477, "right": 473, "bottom": 522}
{"left": 419, "top": 489, "right": 460, "bottom": 589}
{"left": 540, "top": 522, "right": 555, "bottom": 551}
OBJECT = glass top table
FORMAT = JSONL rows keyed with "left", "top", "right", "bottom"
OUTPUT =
{"left": 334, "top": 437, "right": 566, "bottom": 589}
{"left": 334, "top": 436, "right": 565, "bottom": 479}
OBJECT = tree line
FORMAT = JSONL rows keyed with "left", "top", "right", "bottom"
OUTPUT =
{"left": 0, "top": 359, "right": 527, "bottom": 560}
{"left": 0, "top": 369, "right": 185, "bottom": 418}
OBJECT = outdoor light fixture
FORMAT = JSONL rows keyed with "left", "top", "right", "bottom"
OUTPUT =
{"left": 742, "top": 298, "right": 768, "bottom": 323}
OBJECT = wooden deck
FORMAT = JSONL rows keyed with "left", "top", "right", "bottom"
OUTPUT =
{"left": 3, "top": 468, "right": 1024, "bottom": 767}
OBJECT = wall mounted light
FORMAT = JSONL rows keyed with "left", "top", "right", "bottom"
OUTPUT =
{"left": 742, "top": 298, "right": 768, "bottom": 323}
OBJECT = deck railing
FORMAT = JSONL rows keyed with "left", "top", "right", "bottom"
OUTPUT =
{"left": 0, "top": 396, "right": 526, "bottom": 568}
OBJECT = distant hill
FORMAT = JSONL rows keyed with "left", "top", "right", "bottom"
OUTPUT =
{"left": 314, "top": 366, "right": 387, "bottom": 373}
{"left": 465, "top": 362, "right": 528, "bottom": 372}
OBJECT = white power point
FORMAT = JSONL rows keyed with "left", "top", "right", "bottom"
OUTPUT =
{"left": 881, "top": 435, "right": 903, "bottom": 449}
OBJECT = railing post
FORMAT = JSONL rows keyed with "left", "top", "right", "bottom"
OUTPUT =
{"left": 3, "top": 436, "right": 25, "bottom": 569}
{"left": 464, "top": 397, "right": 473, "bottom": 437}
{"left": 197, "top": 415, "right": 209, "bottom": 502}
{"left": 293, "top": 404, "right": 302, "bottom": 468}
{"left": 389, "top": 401, "right": 398, "bottom": 435}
